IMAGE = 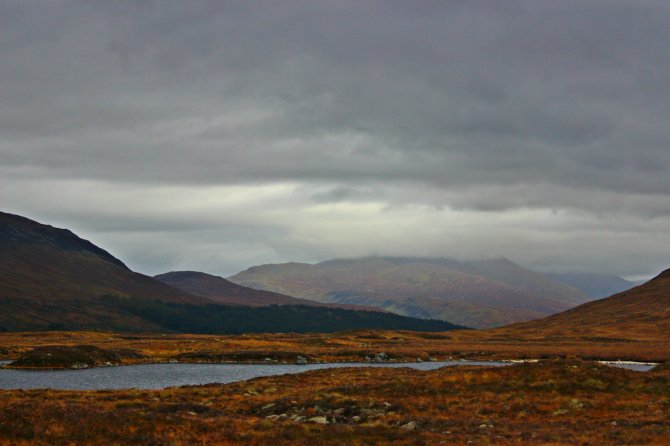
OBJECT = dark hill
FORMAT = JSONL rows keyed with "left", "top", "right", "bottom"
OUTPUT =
{"left": 0, "top": 212, "right": 126, "bottom": 268}
{"left": 0, "top": 211, "right": 204, "bottom": 331}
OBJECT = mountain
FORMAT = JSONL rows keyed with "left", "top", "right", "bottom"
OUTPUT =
{"left": 500, "top": 268, "right": 670, "bottom": 340}
{"left": 154, "top": 270, "right": 381, "bottom": 311}
{"left": 543, "top": 272, "right": 643, "bottom": 300}
{"left": 0, "top": 211, "right": 462, "bottom": 333}
{"left": 0, "top": 211, "right": 204, "bottom": 331}
{"left": 228, "top": 257, "right": 587, "bottom": 328}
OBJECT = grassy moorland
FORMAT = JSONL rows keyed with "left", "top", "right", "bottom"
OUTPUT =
{"left": 0, "top": 360, "right": 669, "bottom": 445}
{"left": 1, "top": 327, "right": 669, "bottom": 368}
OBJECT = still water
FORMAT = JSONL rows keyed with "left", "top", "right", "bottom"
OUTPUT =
{"left": 0, "top": 360, "right": 655, "bottom": 390}
{"left": 0, "top": 360, "right": 503, "bottom": 390}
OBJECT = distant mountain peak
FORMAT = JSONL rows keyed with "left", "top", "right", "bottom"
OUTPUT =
{"left": 229, "top": 256, "right": 588, "bottom": 328}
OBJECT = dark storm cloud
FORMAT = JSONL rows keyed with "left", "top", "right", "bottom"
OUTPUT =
{"left": 1, "top": 0, "right": 669, "bottom": 276}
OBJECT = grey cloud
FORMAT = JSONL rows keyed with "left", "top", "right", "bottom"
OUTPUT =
{"left": 1, "top": 0, "right": 669, "bottom": 276}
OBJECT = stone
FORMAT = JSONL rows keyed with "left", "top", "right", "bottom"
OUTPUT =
{"left": 308, "top": 416, "right": 329, "bottom": 425}
{"left": 400, "top": 421, "right": 417, "bottom": 431}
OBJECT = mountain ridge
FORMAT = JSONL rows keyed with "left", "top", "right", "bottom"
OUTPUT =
{"left": 229, "top": 256, "right": 587, "bottom": 328}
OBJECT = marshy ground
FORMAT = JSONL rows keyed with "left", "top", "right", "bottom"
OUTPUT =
{"left": 0, "top": 330, "right": 669, "bottom": 444}
{"left": 0, "top": 359, "right": 669, "bottom": 445}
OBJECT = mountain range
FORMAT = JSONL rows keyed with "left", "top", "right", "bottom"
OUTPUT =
{"left": 3, "top": 209, "right": 662, "bottom": 335}
{"left": 543, "top": 272, "right": 643, "bottom": 299}
{"left": 228, "top": 257, "right": 591, "bottom": 328}
{"left": 0, "top": 211, "right": 461, "bottom": 333}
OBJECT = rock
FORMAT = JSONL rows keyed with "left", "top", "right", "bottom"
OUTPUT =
{"left": 400, "top": 421, "right": 417, "bottom": 431}
{"left": 416, "top": 357, "right": 423, "bottom": 363}
{"left": 568, "top": 398, "right": 584, "bottom": 409}
{"left": 265, "top": 415, "right": 280, "bottom": 421}
{"left": 333, "top": 408, "right": 346, "bottom": 416}
{"left": 308, "top": 416, "right": 329, "bottom": 425}
{"left": 351, "top": 416, "right": 361, "bottom": 423}
{"left": 374, "top": 352, "right": 388, "bottom": 362}
{"left": 295, "top": 356, "right": 307, "bottom": 365}
{"left": 261, "top": 403, "right": 276, "bottom": 411}
{"left": 360, "top": 408, "right": 375, "bottom": 417}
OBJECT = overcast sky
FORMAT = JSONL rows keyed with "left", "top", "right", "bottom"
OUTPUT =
{"left": 2, "top": 1, "right": 669, "bottom": 278}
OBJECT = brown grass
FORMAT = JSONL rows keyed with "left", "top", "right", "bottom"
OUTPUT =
{"left": 1, "top": 328, "right": 669, "bottom": 367}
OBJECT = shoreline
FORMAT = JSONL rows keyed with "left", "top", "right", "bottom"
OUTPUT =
{"left": 1, "top": 357, "right": 659, "bottom": 372}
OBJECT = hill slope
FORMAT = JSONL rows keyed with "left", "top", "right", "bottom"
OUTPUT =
{"left": 499, "top": 268, "right": 670, "bottom": 340}
{"left": 0, "top": 212, "right": 462, "bottom": 333}
{"left": 154, "top": 270, "right": 382, "bottom": 311}
{"left": 0, "top": 211, "right": 205, "bottom": 331}
{"left": 229, "top": 257, "right": 585, "bottom": 328}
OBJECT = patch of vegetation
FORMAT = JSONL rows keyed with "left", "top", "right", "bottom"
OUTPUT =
{"left": 100, "top": 295, "right": 464, "bottom": 334}
{"left": 9, "top": 345, "right": 122, "bottom": 369}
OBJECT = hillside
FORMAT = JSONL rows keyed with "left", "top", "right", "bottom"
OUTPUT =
{"left": 0, "top": 212, "right": 461, "bottom": 333}
{"left": 544, "top": 272, "right": 642, "bottom": 299}
{"left": 498, "top": 268, "right": 670, "bottom": 340}
{"left": 0, "top": 211, "right": 204, "bottom": 331}
{"left": 229, "top": 257, "right": 586, "bottom": 328}
{"left": 155, "top": 270, "right": 382, "bottom": 311}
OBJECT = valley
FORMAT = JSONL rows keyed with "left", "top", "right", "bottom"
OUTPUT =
{"left": 1, "top": 211, "right": 668, "bottom": 445}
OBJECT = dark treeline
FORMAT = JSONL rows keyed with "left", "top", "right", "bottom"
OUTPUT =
{"left": 101, "top": 295, "right": 465, "bottom": 334}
